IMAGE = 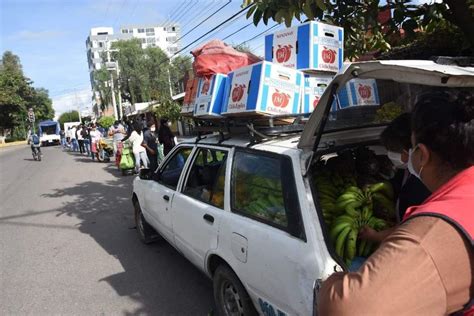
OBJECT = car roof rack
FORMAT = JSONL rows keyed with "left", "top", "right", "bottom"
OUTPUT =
{"left": 432, "top": 56, "right": 474, "bottom": 67}
{"left": 192, "top": 113, "right": 309, "bottom": 145}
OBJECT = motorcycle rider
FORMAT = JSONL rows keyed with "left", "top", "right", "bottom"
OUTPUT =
{"left": 30, "top": 133, "right": 41, "bottom": 158}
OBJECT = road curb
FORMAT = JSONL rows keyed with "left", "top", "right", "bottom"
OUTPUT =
{"left": 0, "top": 141, "right": 27, "bottom": 148}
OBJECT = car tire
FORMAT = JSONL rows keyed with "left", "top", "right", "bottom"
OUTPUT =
{"left": 213, "top": 265, "right": 257, "bottom": 316}
{"left": 133, "top": 199, "right": 159, "bottom": 244}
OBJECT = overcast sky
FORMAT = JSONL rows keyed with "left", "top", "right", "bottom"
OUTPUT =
{"left": 1, "top": 0, "right": 281, "bottom": 117}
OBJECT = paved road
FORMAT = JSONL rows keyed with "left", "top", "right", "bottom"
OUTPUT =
{"left": 0, "top": 145, "right": 214, "bottom": 315}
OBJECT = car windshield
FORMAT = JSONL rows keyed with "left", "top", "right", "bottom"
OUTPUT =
{"left": 323, "top": 79, "right": 472, "bottom": 133}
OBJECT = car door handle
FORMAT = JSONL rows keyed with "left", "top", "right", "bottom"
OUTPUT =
{"left": 203, "top": 214, "right": 214, "bottom": 224}
{"left": 163, "top": 195, "right": 170, "bottom": 201}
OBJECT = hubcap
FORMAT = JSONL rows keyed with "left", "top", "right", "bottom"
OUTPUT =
{"left": 221, "top": 280, "right": 244, "bottom": 316}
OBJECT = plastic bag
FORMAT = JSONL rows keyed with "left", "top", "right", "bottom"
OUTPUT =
{"left": 157, "top": 144, "right": 165, "bottom": 165}
{"left": 120, "top": 147, "right": 135, "bottom": 170}
{"left": 191, "top": 40, "right": 261, "bottom": 78}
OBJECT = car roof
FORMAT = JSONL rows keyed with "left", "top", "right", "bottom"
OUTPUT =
{"left": 179, "top": 133, "right": 301, "bottom": 152}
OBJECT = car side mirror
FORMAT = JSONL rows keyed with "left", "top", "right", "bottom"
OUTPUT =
{"left": 138, "top": 168, "right": 152, "bottom": 180}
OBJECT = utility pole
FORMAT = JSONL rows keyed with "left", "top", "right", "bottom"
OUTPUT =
{"left": 106, "top": 49, "right": 119, "bottom": 120}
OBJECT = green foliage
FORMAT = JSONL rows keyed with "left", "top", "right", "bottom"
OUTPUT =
{"left": 97, "top": 115, "right": 115, "bottom": 129}
{"left": 0, "top": 51, "right": 54, "bottom": 138}
{"left": 152, "top": 97, "right": 182, "bottom": 122}
{"left": 58, "top": 111, "right": 80, "bottom": 129}
{"left": 374, "top": 102, "right": 403, "bottom": 123}
{"left": 243, "top": 0, "right": 474, "bottom": 60}
{"left": 93, "top": 68, "right": 112, "bottom": 112}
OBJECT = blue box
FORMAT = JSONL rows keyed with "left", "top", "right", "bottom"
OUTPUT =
{"left": 302, "top": 74, "right": 334, "bottom": 114}
{"left": 193, "top": 74, "right": 227, "bottom": 118}
{"left": 265, "top": 21, "right": 344, "bottom": 73}
{"left": 331, "top": 79, "right": 380, "bottom": 111}
{"left": 221, "top": 61, "right": 303, "bottom": 116}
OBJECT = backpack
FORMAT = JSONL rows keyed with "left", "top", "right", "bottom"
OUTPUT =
{"left": 32, "top": 134, "right": 40, "bottom": 145}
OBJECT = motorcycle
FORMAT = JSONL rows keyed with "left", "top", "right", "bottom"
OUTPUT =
{"left": 32, "top": 144, "right": 42, "bottom": 161}
{"left": 96, "top": 138, "right": 114, "bottom": 162}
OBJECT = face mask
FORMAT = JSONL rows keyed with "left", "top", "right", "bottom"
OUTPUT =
{"left": 167, "top": 122, "right": 172, "bottom": 127}
{"left": 150, "top": 126, "right": 156, "bottom": 132}
{"left": 408, "top": 145, "right": 424, "bottom": 180}
{"left": 387, "top": 151, "right": 407, "bottom": 169}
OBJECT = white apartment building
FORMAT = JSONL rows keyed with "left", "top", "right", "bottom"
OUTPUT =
{"left": 119, "top": 24, "right": 180, "bottom": 54}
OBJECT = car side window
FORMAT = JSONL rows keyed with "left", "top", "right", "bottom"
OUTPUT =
{"left": 183, "top": 148, "right": 228, "bottom": 209}
{"left": 157, "top": 147, "right": 192, "bottom": 190}
{"left": 231, "top": 150, "right": 303, "bottom": 237}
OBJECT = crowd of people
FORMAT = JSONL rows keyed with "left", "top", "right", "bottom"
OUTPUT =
{"left": 61, "top": 115, "right": 177, "bottom": 172}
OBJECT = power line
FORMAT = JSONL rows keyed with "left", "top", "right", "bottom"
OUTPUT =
{"left": 162, "top": 1, "right": 189, "bottom": 26}
{"left": 180, "top": 0, "right": 218, "bottom": 30}
{"left": 172, "top": 0, "right": 232, "bottom": 45}
{"left": 169, "top": 2, "right": 255, "bottom": 58}
{"left": 222, "top": 21, "right": 253, "bottom": 41}
{"left": 237, "top": 24, "right": 280, "bottom": 46}
{"left": 163, "top": 0, "right": 193, "bottom": 27}
{"left": 172, "top": 0, "right": 201, "bottom": 27}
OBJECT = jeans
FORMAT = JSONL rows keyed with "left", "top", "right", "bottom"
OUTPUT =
{"left": 60, "top": 138, "right": 67, "bottom": 149}
{"left": 83, "top": 139, "right": 91, "bottom": 155}
{"left": 71, "top": 138, "right": 79, "bottom": 152}
{"left": 134, "top": 151, "right": 149, "bottom": 172}
{"left": 78, "top": 139, "right": 85, "bottom": 154}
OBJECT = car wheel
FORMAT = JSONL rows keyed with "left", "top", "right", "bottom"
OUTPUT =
{"left": 133, "top": 199, "right": 159, "bottom": 244}
{"left": 213, "top": 265, "right": 257, "bottom": 316}
{"left": 97, "top": 149, "right": 105, "bottom": 162}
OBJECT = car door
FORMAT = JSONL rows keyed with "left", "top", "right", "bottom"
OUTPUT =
{"left": 143, "top": 146, "right": 194, "bottom": 243}
{"left": 171, "top": 146, "right": 229, "bottom": 270}
{"left": 218, "top": 148, "right": 316, "bottom": 316}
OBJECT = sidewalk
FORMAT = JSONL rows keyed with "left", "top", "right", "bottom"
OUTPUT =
{"left": 0, "top": 140, "right": 27, "bottom": 148}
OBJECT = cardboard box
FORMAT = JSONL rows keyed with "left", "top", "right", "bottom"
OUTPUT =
{"left": 221, "top": 61, "right": 303, "bottom": 116}
{"left": 181, "top": 78, "right": 199, "bottom": 115}
{"left": 332, "top": 79, "right": 380, "bottom": 111}
{"left": 302, "top": 74, "right": 333, "bottom": 113}
{"left": 265, "top": 21, "right": 344, "bottom": 73}
{"left": 193, "top": 74, "right": 227, "bottom": 118}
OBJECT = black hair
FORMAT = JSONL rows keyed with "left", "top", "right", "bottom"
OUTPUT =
{"left": 380, "top": 112, "right": 412, "bottom": 152}
{"left": 146, "top": 120, "right": 155, "bottom": 128}
{"left": 133, "top": 122, "right": 142, "bottom": 133}
{"left": 412, "top": 91, "right": 474, "bottom": 170}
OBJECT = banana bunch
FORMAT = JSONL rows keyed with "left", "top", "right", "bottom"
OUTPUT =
{"left": 330, "top": 207, "right": 389, "bottom": 265}
{"left": 315, "top": 171, "right": 358, "bottom": 225}
{"left": 328, "top": 182, "right": 394, "bottom": 265}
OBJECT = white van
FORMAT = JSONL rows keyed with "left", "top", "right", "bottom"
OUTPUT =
{"left": 132, "top": 60, "right": 474, "bottom": 316}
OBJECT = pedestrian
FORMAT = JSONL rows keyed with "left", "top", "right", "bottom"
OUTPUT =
{"left": 359, "top": 113, "right": 431, "bottom": 242}
{"left": 70, "top": 125, "right": 78, "bottom": 152}
{"left": 317, "top": 91, "right": 474, "bottom": 315}
{"left": 89, "top": 124, "right": 102, "bottom": 161}
{"left": 65, "top": 127, "right": 72, "bottom": 150}
{"left": 60, "top": 129, "right": 66, "bottom": 150}
{"left": 142, "top": 120, "right": 158, "bottom": 172}
{"left": 77, "top": 124, "right": 85, "bottom": 154}
{"left": 158, "top": 118, "right": 176, "bottom": 156}
{"left": 122, "top": 122, "right": 149, "bottom": 173}
{"left": 81, "top": 125, "right": 90, "bottom": 156}
{"left": 108, "top": 120, "right": 126, "bottom": 157}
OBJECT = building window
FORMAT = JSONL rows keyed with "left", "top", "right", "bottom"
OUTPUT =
{"left": 138, "top": 28, "right": 145, "bottom": 33}
{"left": 166, "top": 37, "right": 177, "bottom": 42}
{"left": 168, "top": 47, "right": 178, "bottom": 53}
{"left": 141, "top": 38, "right": 146, "bottom": 44}
{"left": 122, "top": 29, "right": 128, "bottom": 34}
{"left": 98, "top": 42, "right": 104, "bottom": 48}
{"left": 146, "top": 37, "right": 156, "bottom": 44}
{"left": 172, "top": 27, "right": 176, "bottom": 31}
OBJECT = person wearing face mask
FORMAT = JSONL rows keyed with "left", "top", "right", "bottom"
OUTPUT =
{"left": 360, "top": 113, "right": 431, "bottom": 242}
{"left": 318, "top": 91, "right": 473, "bottom": 315}
{"left": 142, "top": 119, "right": 158, "bottom": 172}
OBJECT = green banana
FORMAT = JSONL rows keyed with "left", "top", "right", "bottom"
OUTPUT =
{"left": 362, "top": 205, "right": 373, "bottom": 221}
{"left": 337, "top": 192, "right": 362, "bottom": 202}
{"left": 372, "top": 192, "right": 396, "bottom": 214}
{"left": 358, "top": 239, "right": 367, "bottom": 257}
{"left": 336, "top": 198, "right": 360, "bottom": 211}
{"left": 335, "top": 226, "right": 351, "bottom": 258}
{"left": 345, "top": 228, "right": 358, "bottom": 263}
{"left": 345, "top": 203, "right": 361, "bottom": 217}
{"left": 362, "top": 241, "right": 374, "bottom": 257}
{"left": 344, "top": 186, "right": 365, "bottom": 199}
{"left": 330, "top": 221, "right": 352, "bottom": 241}
{"left": 369, "top": 182, "right": 394, "bottom": 200}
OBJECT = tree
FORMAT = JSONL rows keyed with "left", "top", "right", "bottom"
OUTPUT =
{"left": 58, "top": 111, "right": 80, "bottom": 129}
{"left": 0, "top": 51, "right": 54, "bottom": 138}
{"left": 97, "top": 115, "right": 115, "bottom": 129}
{"left": 243, "top": 0, "right": 474, "bottom": 60}
{"left": 152, "top": 97, "right": 182, "bottom": 123}
{"left": 93, "top": 68, "right": 113, "bottom": 112}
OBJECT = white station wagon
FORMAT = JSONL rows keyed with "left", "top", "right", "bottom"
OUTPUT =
{"left": 132, "top": 60, "right": 474, "bottom": 316}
